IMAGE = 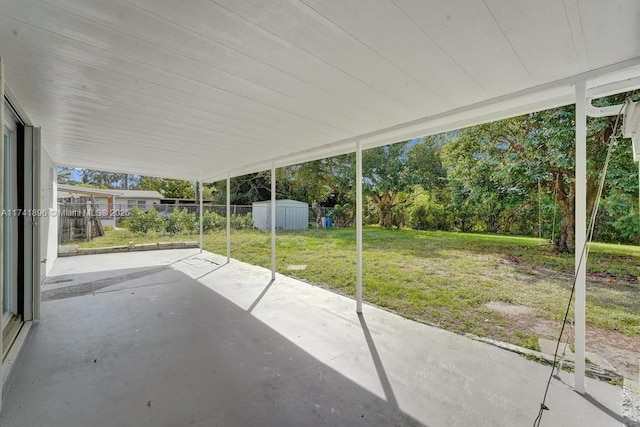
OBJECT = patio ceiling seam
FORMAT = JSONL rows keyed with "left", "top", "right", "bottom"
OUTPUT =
{"left": 295, "top": 0, "right": 453, "bottom": 109}
{"left": 561, "top": 0, "right": 591, "bottom": 71}
{"left": 480, "top": 0, "right": 530, "bottom": 78}
{"left": 387, "top": 0, "right": 489, "bottom": 96}
{"left": 41, "top": 0, "right": 373, "bottom": 131}
{"left": 208, "top": 0, "right": 418, "bottom": 112}
{"left": 114, "top": 0, "right": 392, "bottom": 120}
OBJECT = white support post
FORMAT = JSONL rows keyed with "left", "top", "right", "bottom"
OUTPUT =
{"left": 199, "top": 182, "right": 204, "bottom": 253}
{"left": 271, "top": 166, "right": 276, "bottom": 281}
{"left": 575, "top": 80, "right": 587, "bottom": 394}
{"left": 356, "top": 141, "right": 363, "bottom": 313}
{"left": 226, "top": 174, "right": 231, "bottom": 264}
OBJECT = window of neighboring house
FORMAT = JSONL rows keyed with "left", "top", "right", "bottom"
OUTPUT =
{"left": 127, "top": 200, "right": 146, "bottom": 209}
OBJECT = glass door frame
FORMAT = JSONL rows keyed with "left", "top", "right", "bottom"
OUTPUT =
{"left": 2, "top": 115, "right": 18, "bottom": 325}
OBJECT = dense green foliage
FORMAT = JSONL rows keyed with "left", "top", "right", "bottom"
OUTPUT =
{"left": 122, "top": 207, "right": 253, "bottom": 234}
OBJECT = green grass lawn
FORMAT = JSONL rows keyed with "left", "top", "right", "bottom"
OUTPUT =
{"left": 75, "top": 227, "right": 640, "bottom": 351}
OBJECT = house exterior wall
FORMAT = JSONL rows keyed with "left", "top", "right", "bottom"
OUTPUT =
{"left": 113, "top": 197, "right": 160, "bottom": 213}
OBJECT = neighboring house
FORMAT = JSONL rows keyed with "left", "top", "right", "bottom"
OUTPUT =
{"left": 113, "top": 190, "right": 163, "bottom": 214}
{"left": 57, "top": 185, "right": 163, "bottom": 227}
{"left": 57, "top": 184, "right": 122, "bottom": 228}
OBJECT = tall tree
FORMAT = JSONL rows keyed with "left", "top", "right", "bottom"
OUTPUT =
{"left": 444, "top": 118, "right": 534, "bottom": 233}
{"left": 363, "top": 142, "right": 412, "bottom": 227}
{"left": 57, "top": 166, "right": 79, "bottom": 185}
{"left": 79, "top": 169, "right": 131, "bottom": 189}
{"left": 443, "top": 92, "right": 638, "bottom": 251}
{"left": 136, "top": 176, "right": 194, "bottom": 199}
{"left": 363, "top": 138, "right": 446, "bottom": 227}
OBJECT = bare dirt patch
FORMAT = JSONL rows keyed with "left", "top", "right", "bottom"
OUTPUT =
{"left": 531, "top": 318, "right": 640, "bottom": 380}
{"left": 484, "top": 301, "right": 538, "bottom": 316}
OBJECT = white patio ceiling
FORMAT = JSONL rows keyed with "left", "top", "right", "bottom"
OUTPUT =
{"left": 1, "top": 0, "right": 639, "bottom": 181}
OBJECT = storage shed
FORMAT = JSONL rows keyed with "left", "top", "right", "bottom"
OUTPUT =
{"left": 252, "top": 200, "right": 309, "bottom": 231}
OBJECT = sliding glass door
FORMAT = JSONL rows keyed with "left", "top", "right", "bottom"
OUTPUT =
{"left": 2, "top": 121, "right": 18, "bottom": 324}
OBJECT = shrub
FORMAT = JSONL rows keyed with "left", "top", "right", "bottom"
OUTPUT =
{"left": 124, "top": 206, "right": 163, "bottom": 233}
{"left": 165, "top": 207, "right": 197, "bottom": 234}
{"left": 409, "top": 193, "right": 451, "bottom": 230}
{"left": 202, "top": 210, "right": 225, "bottom": 232}
{"left": 230, "top": 214, "right": 253, "bottom": 230}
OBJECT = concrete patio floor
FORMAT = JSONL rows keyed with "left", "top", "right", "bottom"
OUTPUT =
{"left": 0, "top": 249, "right": 625, "bottom": 426}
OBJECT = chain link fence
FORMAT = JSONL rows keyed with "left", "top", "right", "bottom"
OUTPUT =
{"left": 58, "top": 201, "right": 339, "bottom": 243}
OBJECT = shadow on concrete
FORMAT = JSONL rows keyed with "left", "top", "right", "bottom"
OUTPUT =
{"left": 167, "top": 252, "right": 205, "bottom": 267}
{"left": 579, "top": 392, "right": 628, "bottom": 425}
{"left": 358, "top": 313, "right": 399, "bottom": 410}
{"left": 247, "top": 279, "right": 275, "bottom": 313}
{"left": 194, "top": 263, "right": 228, "bottom": 281}
{"left": 42, "top": 266, "right": 167, "bottom": 301}
{"left": 4, "top": 266, "right": 423, "bottom": 427}
{"left": 552, "top": 374, "right": 627, "bottom": 424}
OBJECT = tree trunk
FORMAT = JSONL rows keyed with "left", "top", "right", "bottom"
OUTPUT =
{"left": 372, "top": 191, "right": 396, "bottom": 227}
{"left": 557, "top": 211, "right": 575, "bottom": 253}
{"left": 552, "top": 173, "right": 596, "bottom": 253}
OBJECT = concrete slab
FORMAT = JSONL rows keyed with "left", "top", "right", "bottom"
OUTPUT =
{"left": 0, "top": 250, "right": 626, "bottom": 426}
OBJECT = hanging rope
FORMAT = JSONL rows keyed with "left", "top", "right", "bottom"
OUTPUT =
{"left": 533, "top": 105, "right": 624, "bottom": 427}
{"left": 538, "top": 178, "right": 542, "bottom": 239}
{"left": 550, "top": 174, "right": 559, "bottom": 244}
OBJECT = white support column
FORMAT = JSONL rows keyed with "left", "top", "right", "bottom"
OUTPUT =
{"left": 575, "top": 80, "right": 587, "bottom": 394}
{"left": 356, "top": 141, "right": 363, "bottom": 313}
{"left": 226, "top": 174, "right": 231, "bottom": 264}
{"left": 199, "top": 182, "right": 204, "bottom": 253}
{"left": 271, "top": 166, "right": 276, "bottom": 281}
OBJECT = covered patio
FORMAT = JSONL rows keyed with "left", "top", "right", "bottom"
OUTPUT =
{"left": 1, "top": 249, "right": 624, "bottom": 426}
{"left": 1, "top": 0, "right": 640, "bottom": 424}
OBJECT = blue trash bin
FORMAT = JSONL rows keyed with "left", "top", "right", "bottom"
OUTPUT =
{"left": 324, "top": 217, "right": 333, "bottom": 228}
